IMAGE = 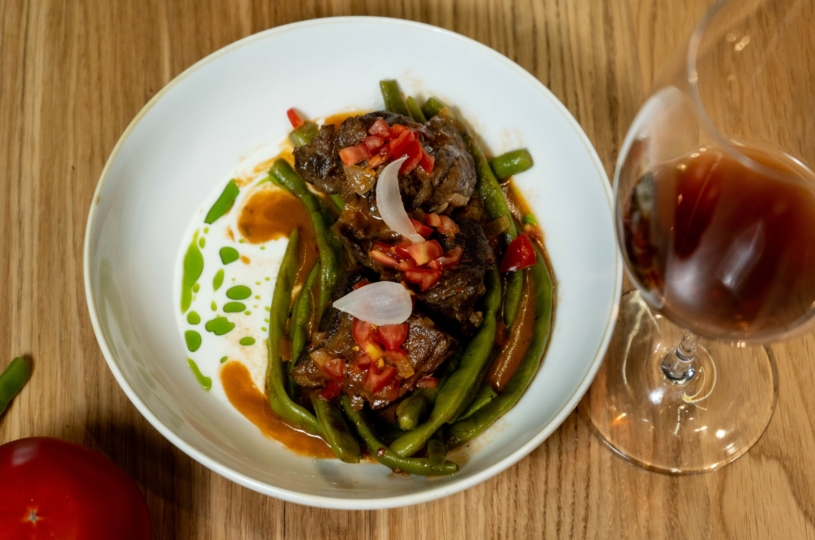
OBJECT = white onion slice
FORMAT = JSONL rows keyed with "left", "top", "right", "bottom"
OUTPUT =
{"left": 376, "top": 156, "right": 425, "bottom": 243}
{"left": 332, "top": 281, "right": 413, "bottom": 325}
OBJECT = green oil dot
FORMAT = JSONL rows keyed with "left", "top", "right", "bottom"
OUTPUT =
{"left": 187, "top": 359, "right": 212, "bottom": 391}
{"left": 187, "top": 311, "right": 201, "bottom": 325}
{"left": 244, "top": 311, "right": 252, "bottom": 315}
{"left": 211, "top": 301, "right": 217, "bottom": 311}
{"left": 193, "top": 283, "right": 200, "bottom": 293}
{"left": 223, "top": 302, "right": 246, "bottom": 313}
{"left": 264, "top": 307, "right": 270, "bottom": 312}
{"left": 261, "top": 327, "right": 267, "bottom": 332}
{"left": 220, "top": 246, "right": 240, "bottom": 265}
{"left": 213, "top": 269, "right": 225, "bottom": 292}
{"left": 239, "top": 239, "right": 245, "bottom": 244}
{"left": 198, "top": 237, "right": 206, "bottom": 249}
{"left": 220, "top": 356, "right": 228, "bottom": 364}
{"left": 226, "top": 285, "right": 252, "bottom": 300}
{"left": 260, "top": 246, "right": 266, "bottom": 250}
{"left": 185, "top": 330, "right": 202, "bottom": 352}
{"left": 255, "top": 281, "right": 261, "bottom": 286}
{"left": 181, "top": 231, "right": 204, "bottom": 313}
{"left": 239, "top": 337, "right": 256, "bottom": 346}
{"left": 264, "top": 318, "right": 269, "bottom": 323}
{"left": 205, "top": 316, "right": 235, "bottom": 336}
{"left": 265, "top": 277, "right": 270, "bottom": 281}
{"left": 204, "top": 227, "right": 209, "bottom": 233}
{"left": 254, "top": 295, "right": 260, "bottom": 300}
{"left": 205, "top": 180, "right": 240, "bottom": 225}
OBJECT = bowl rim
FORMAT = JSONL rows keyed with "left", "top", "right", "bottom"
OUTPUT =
{"left": 83, "top": 15, "right": 622, "bottom": 510}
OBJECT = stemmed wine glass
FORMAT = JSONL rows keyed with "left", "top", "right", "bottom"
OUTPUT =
{"left": 579, "top": 0, "right": 815, "bottom": 473}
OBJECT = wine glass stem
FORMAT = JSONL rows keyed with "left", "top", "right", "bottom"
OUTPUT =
{"left": 661, "top": 332, "right": 699, "bottom": 383}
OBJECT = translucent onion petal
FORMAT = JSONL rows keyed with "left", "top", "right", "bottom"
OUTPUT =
{"left": 332, "top": 281, "right": 413, "bottom": 325}
{"left": 376, "top": 156, "right": 425, "bottom": 243}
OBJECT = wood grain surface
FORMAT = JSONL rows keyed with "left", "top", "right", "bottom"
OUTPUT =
{"left": 1, "top": 0, "right": 814, "bottom": 538}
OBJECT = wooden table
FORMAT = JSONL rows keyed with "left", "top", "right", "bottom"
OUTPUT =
{"left": 2, "top": 0, "right": 814, "bottom": 538}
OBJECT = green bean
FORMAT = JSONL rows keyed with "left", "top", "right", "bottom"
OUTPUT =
{"left": 522, "top": 213, "right": 538, "bottom": 226}
{"left": 329, "top": 193, "right": 345, "bottom": 212}
{"left": 389, "top": 267, "right": 501, "bottom": 457}
{"left": 269, "top": 159, "right": 340, "bottom": 315}
{"left": 427, "top": 430, "right": 447, "bottom": 472}
{"left": 396, "top": 387, "right": 437, "bottom": 431}
{"left": 341, "top": 396, "right": 458, "bottom": 476}
{"left": 204, "top": 180, "right": 240, "bottom": 224}
{"left": 266, "top": 229, "right": 322, "bottom": 436}
{"left": 379, "top": 80, "right": 410, "bottom": 117}
{"left": 489, "top": 149, "right": 534, "bottom": 180}
{"left": 442, "top": 108, "right": 524, "bottom": 328}
{"left": 289, "top": 122, "right": 319, "bottom": 147}
{"left": 456, "top": 384, "right": 497, "bottom": 421}
{"left": 288, "top": 261, "right": 321, "bottom": 396}
{"left": 406, "top": 96, "right": 427, "bottom": 123}
{"left": 447, "top": 250, "right": 554, "bottom": 447}
{"left": 421, "top": 97, "right": 447, "bottom": 119}
{"left": 312, "top": 396, "right": 361, "bottom": 463}
{"left": 0, "top": 357, "right": 30, "bottom": 416}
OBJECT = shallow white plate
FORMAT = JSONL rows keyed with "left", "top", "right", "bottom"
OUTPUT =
{"left": 84, "top": 17, "right": 621, "bottom": 509}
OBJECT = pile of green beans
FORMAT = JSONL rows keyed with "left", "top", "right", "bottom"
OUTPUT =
{"left": 265, "top": 85, "right": 553, "bottom": 475}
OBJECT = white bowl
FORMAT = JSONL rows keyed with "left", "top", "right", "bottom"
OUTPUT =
{"left": 84, "top": 17, "right": 621, "bottom": 509}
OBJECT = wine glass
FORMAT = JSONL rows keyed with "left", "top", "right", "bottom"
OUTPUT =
{"left": 579, "top": 0, "right": 815, "bottom": 473}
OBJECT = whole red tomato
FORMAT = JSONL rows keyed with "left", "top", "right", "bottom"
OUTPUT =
{"left": 0, "top": 437, "right": 151, "bottom": 540}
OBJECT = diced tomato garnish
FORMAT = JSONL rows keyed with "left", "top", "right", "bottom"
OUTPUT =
{"left": 352, "top": 353, "right": 373, "bottom": 372}
{"left": 428, "top": 259, "right": 443, "bottom": 270}
{"left": 403, "top": 267, "right": 443, "bottom": 291}
{"left": 375, "top": 377, "right": 400, "bottom": 401}
{"left": 385, "top": 348, "right": 414, "bottom": 378}
{"left": 339, "top": 144, "right": 371, "bottom": 167}
{"left": 286, "top": 108, "right": 304, "bottom": 129}
{"left": 319, "top": 358, "right": 346, "bottom": 381}
{"left": 368, "top": 118, "right": 392, "bottom": 139}
{"left": 436, "top": 215, "right": 460, "bottom": 235}
{"left": 500, "top": 233, "right": 537, "bottom": 272}
{"left": 394, "top": 240, "right": 413, "bottom": 259}
{"left": 353, "top": 279, "right": 370, "bottom": 290}
{"left": 391, "top": 124, "right": 408, "bottom": 135}
{"left": 389, "top": 128, "right": 416, "bottom": 157}
{"left": 436, "top": 247, "right": 463, "bottom": 268}
{"left": 352, "top": 318, "right": 376, "bottom": 347}
{"left": 363, "top": 362, "right": 398, "bottom": 394}
{"left": 375, "top": 323, "right": 409, "bottom": 351}
{"left": 369, "top": 249, "right": 401, "bottom": 269}
{"left": 406, "top": 240, "right": 444, "bottom": 266}
{"left": 363, "top": 341, "right": 385, "bottom": 361}
{"left": 397, "top": 258, "right": 417, "bottom": 271}
{"left": 416, "top": 376, "right": 438, "bottom": 389}
{"left": 410, "top": 218, "right": 433, "bottom": 239}
{"left": 363, "top": 135, "right": 385, "bottom": 151}
{"left": 400, "top": 140, "right": 424, "bottom": 174}
{"left": 425, "top": 213, "right": 442, "bottom": 227}
{"left": 319, "top": 379, "right": 343, "bottom": 400}
{"left": 419, "top": 147, "right": 435, "bottom": 173}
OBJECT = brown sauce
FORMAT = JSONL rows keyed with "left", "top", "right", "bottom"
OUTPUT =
{"left": 220, "top": 361, "right": 334, "bottom": 458}
{"left": 237, "top": 183, "right": 318, "bottom": 284}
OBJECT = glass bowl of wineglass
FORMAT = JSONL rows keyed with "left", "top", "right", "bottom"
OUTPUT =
{"left": 579, "top": 0, "right": 815, "bottom": 474}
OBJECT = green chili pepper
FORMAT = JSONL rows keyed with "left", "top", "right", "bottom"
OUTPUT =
{"left": 312, "top": 396, "right": 361, "bottom": 463}
{"left": 389, "top": 266, "right": 501, "bottom": 457}
{"left": 341, "top": 396, "right": 458, "bottom": 476}
{"left": 0, "top": 357, "right": 30, "bottom": 416}
{"left": 489, "top": 149, "right": 534, "bottom": 180}
{"left": 269, "top": 160, "right": 340, "bottom": 317}
{"left": 289, "top": 122, "right": 319, "bottom": 147}
{"left": 204, "top": 180, "right": 240, "bottom": 224}
{"left": 288, "top": 261, "right": 320, "bottom": 396}
{"left": 447, "top": 250, "right": 554, "bottom": 447}
{"left": 379, "top": 80, "right": 410, "bottom": 117}
{"left": 406, "top": 96, "right": 427, "bottom": 123}
{"left": 456, "top": 384, "right": 498, "bottom": 421}
{"left": 266, "top": 229, "right": 322, "bottom": 436}
{"left": 395, "top": 387, "right": 437, "bottom": 431}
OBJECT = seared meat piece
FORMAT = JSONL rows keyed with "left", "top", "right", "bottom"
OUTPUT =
{"left": 416, "top": 218, "right": 494, "bottom": 335}
{"left": 290, "top": 268, "right": 457, "bottom": 410}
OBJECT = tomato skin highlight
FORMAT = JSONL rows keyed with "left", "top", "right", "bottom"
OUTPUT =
{"left": 375, "top": 323, "right": 409, "bottom": 350}
{"left": 499, "top": 233, "right": 537, "bottom": 272}
{"left": 0, "top": 437, "right": 151, "bottom": 540}
{"left": 403, "top": 267, "right": 443, "bottom": 291}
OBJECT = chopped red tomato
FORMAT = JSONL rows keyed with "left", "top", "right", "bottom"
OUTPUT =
{"left": 368, "top": 118, "right": 392, "bottom": 138}
{"left": 410, "top": 218, "right": 433, "bottom": 239}
{"left": 363, "top": 135, "right": 385, "bottom": 151}
{"left": 369, "top": 249, "right": 401, "bottom": 269}
{"left": 319, "top": 358, "right": 346, "bottom": 381}
{"left": 416, "top": 376, "right": 439, "bottom": 389}
{"left": 287, "top": 108, "right": 304, "bottom": 129}
{"left": 428, "top": 259, "right": 443, "bottom": 270}
{"left": 436, "top": 215, "right": 460, "bottom": 235}
{"left": 352, "top": 318, "right": 376, "bottom": 347}
{"left": 339, "top": 144, "right": 371, "bottom": 167}
{"left": 352, "top": 353, "right": 373, "bottom": 372}
{"left": 397, "top": 258, "right": 417, "bottom": 271}
{"left": 500, "top": 233, "right": 537, "bottom": 272}
{"left": 404, "top": 267, "right": 443, "bottom": 291}
{"left": 394, "top": 240, "right": 413, "bottom": 259}
{"left": 419, "top": 147, "right": 435, "bottom": 173}
{"left": 400, "top": 140, "right": 424, "bottom": 174}
{"left": 391, "top": 124, "right": 408, "bottom": 135}
{"left": 375, "top": 378, "right": 400, "bottom": 401}
{"left": 389, "top": 128, "right": 416, "bottom": 157}
{"left": 385, "top": 349, "right": 414, "bottom": 378}
{"left": 364, "top": 362, "right": 398, "bottom": 394}
{"left": 425, "top": 213, "right": 442, "bottom": 227}
{"left": 368, "top": 154, "right": 387, "bottom": 168}
{"left": 436, "top": 247, "right": 463, "bottom": 267}
{"left": 376, "top": 323, "right": 409, "bottom": 350}
{"left": 406, "top": 240, "right": 444, "bottom": 265}
{"left": 319, "top": 379, "right": 343, "bottom": 400}
{"left": 353, "top": 279, "right": 370, "bottom": 290}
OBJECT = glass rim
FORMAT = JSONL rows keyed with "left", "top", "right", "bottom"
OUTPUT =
{"left": 685, "top": 0, "right": 813, "bottom": 182}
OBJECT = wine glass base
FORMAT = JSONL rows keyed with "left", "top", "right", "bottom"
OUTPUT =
{"left": 579, "top": 291, "right": 777, "bottom": 474}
